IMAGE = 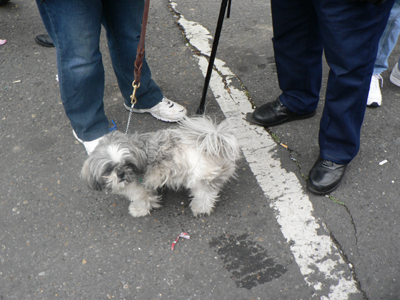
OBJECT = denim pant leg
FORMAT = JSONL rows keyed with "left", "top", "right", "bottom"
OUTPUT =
{"left": 316, "top": 0, "right": 394, "bottom": 164}
{"left": 36, "top": 0, "right": 110, "bottom": 142}
{"left": 271, "top": 0, "right": 323, "bottom": 114}
{"left": 374, "top": 0, "right": 400, "bottom": 74}
{"left": 102, "top": 0, "right": 163, "bottom": 109}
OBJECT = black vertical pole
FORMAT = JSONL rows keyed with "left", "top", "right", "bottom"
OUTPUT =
{"left": 196, "top": 0, "right": 231, "bottom": 115}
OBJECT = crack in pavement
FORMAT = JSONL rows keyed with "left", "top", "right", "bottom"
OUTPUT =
{"left": 326, "top": 225, "right": 368, "bottom": 300}
{"left": 269, "top": 134, "right": 365, "bottom": 297}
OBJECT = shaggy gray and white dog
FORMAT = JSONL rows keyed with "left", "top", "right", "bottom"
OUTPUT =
{"left": 81, "top": 116, "right": 241, "bottom": 217}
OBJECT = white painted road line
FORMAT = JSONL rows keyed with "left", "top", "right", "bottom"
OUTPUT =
{"left": 169, "top": 2, "right": 360, "bottom": 299}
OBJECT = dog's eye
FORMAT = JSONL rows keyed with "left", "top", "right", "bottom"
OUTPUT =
{"left": 103, "top": 163, "right": 117, "bottom": 175}
{"left": 105, "top": 167, "right": 114, "bottom": 174}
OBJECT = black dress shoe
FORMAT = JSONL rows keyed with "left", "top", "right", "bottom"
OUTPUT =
{"left": 250, "top": 98, "right": 316, "bottom": 127}
{"left": 34, "top": 34, "right": 54, "bottom": 47}
{"left": 307, "top": 156, "right": 347, "bottom": 195}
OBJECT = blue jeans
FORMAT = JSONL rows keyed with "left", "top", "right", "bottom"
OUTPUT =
{"left": 271, "top": 0, "right": 394, "bottom": 164}
{"left": 374, "top": 0, "right": 400, "bottom": 74}
{"left": 36, "top": 0, "right": 163, "bottom": 141}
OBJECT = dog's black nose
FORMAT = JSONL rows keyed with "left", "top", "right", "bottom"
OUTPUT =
{"left": 117, "top": 170, "right": 125, "bottom": 181}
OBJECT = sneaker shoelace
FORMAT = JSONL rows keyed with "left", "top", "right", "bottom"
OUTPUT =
{"left": 372, "top": 74, "right": 383, "bottom": 89}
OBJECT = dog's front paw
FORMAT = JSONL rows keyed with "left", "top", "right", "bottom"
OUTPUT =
{"left": 190, "top": 202, "right": 214, "bottom": 217}
{"left": 128, "top": 202, "right": 151, "bottom": 217}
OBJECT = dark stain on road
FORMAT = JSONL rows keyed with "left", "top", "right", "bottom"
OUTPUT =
{"left": 209, "top": 233, "right": 287, "bottom": 289}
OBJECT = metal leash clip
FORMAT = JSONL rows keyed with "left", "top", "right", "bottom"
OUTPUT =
{"left": 126, "top": 82, "right": 140, "bottom": 134}
{"left": 130, "top": 82, "right": 140, "bottom": 106}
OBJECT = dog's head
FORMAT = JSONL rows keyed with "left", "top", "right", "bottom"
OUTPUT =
{"left": 81, "top": 131, "right": 147, "bottom": 193}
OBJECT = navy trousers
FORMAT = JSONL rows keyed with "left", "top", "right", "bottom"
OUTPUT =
{"left": 271, "top": 0, "right": 394, "bottom": 164}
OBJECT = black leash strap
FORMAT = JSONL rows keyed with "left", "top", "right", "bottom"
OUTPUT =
{"left": 197, "top": 0, "right": 232, "bottom": 115}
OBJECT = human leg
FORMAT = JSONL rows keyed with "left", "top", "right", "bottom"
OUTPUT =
{"left": 36, "top": 0, "right": 110, "bottom": 142}
{"left": 306, "top": 0, "right": 394, "bottom": 194}
{"left": 250, "top": 0, "right": 322, "bottom": 126}
{"left": 389, "top": 1, "right": 400, "bottom": 86}
{"left": 101, "top": 0, "right": 162, "bottom": 109}
{"left": 367, "top": 0, "right": 400, "bottom": 106}
{"left": 315, "top": 0, "right": 394, "bottom": 165}
{"left": 374, "top": 0, "right": 400, "bottom": 74}
{"left": 271, "top": 0, "right": 323, "bottom": 114}
{"left": 101, "top": 0, "right": 186, "bottom": 122}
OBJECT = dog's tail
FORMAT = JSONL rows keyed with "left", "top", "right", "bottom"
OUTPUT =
{"left": 177, "top": 116, "right": 241, "bottom": 161}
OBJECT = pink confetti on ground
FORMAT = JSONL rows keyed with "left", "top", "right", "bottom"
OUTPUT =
{"left": 0, "top": 39, "right": 7, "bottom": 45}
{"left": 171, "top": 232, "right": 190, "bottom": 250}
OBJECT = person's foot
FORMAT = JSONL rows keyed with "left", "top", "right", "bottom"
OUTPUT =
{"left": 124, "top": 97, "right": 187, "bottom": 122}
{"left": 390, "top": 62, "right": 400, "bottom": 87}
{"left": 306, "top": 156, "right": 347, "bottom": 195}
{"left": 250, "top": 98, "right": 316, "bottom": 127}
{"left": 34, "top": 34, "right": 54, "bottom": 47}
{"left": 367, "top": 74, "right": 383, "bottom": 107}
{"left": 73, "top": 131, "right": 103, "bottom": 156}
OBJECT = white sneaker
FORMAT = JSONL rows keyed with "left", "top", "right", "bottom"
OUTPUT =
{"left": 124, "top": 97, "right": 187, "bottom": 122}
{"left": 73, "top": 130, "right": 103, "bottom": 156}
{"left": 367, "top": 74, "right": 383, "bottom": 107}
{"left": 390, "top": 62, "right": 400, "bottom": 87}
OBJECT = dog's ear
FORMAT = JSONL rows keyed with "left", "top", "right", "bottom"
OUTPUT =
{"left": 81, "top": 159, "right": 103, "bottom": 191}
{"left": 90, "top": 179, "right": 103, "bottom": 191}
{"left": 126, "top": 142, "right": 148, "bottom": 174}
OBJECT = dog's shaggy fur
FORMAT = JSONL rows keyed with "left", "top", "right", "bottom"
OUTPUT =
{"left": 81, "top": 116, "right": 241, "bottom": 217}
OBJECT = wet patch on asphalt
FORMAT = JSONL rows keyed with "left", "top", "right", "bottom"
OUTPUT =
{"left": 209, "top": 233, "right": 287, "bottom": 289}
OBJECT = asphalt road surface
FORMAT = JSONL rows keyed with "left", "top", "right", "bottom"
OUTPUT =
{"left": 1, "top": 0, "right": 400, "bottom": 299}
